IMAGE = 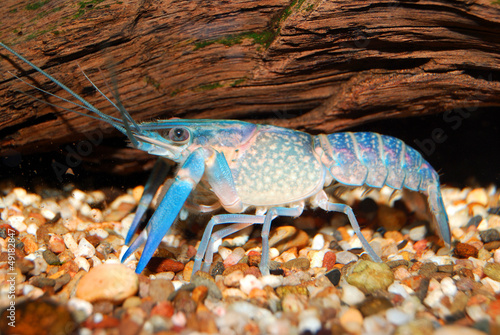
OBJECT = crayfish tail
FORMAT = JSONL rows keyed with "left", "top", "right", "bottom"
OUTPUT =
{"left": 427, "top": 184, "right": 451, "bottom": 246}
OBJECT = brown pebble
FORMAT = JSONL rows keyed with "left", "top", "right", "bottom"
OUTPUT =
{"left": 192, "top": 285, "right": 209, "bottom": 304}
{"left": 43, "top": 249, "right": 61, "bottom": 265}
{"left": 322, "top": 251, "right": 336, "bottom": 271}
{"left": 21, "top": 235, "right": 39, "bottom": 254}
{"left": 150, "top": 301, "right": 174, "bottom": 318}
{"left": 48, "top": 234, "right": 66, "bottom": 254}
{"left": 93, "top": 301, "right": 114, "bottom": 314}
{"left": 146, "top": 257, "right": 185, "bottom": 273}
{"left": 484, "top": 241, "right": 500, "bottom": 251}
{"left": 359, "top": 297, "right": 393, "bottom": 317}
{"left": 196, "top": 310, "right": 219, "bottom": 334}
{"left": 36, "top": 225, "right": 50, "bottom": 243}
{"left": 244, "top": 266, "right": 262, "bottom": 278}
{"left": 247, "top": 253, "right": 261, "bottom": 267}
{"left": 386, "top": 260, "right": 409, "bottom": 269}
{"left": 29, "top": 276, "right": 56, "bottom": 288}
{"left": 438, "top": 264, "right": 454, "bottom": 273}
{"left": 223, "top": 263, "right": 249, "bottom": 276}
{"left": 173, "top": 290, "right": 197, "bottom": 314}
{"left": 483, "top": 262, "right": 500, "bottom": 282}
{"left": 54, "top": 273, "right": 71, "bottom": 291}
{"left": 149, "top": 279, "right": 175, "bottom": 303}
{"left": 183, "top": 261, "right": 194, "bottom": 282}
{"left": 454, "top": 242, "right": 479, "bottom": 258}
{"left": 275, "top": 285, "right": 308, "bottom": 298}
{"left": 418, "top": 262, "right": 438, "bottom": 278}
{"left": 283, "top": 257, "right": 310, "bottom": 271}
{"left": 376, "top": 205, "right": 407, "bottom": 231}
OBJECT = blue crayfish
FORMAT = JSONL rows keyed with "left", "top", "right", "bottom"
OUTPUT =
{"left": 1, "top": 43, "right": 451, "bottom": 276}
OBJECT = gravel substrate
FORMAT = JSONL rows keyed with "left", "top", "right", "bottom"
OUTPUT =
{"left": 0, "top": 183, "right": 499, "bottom": 335}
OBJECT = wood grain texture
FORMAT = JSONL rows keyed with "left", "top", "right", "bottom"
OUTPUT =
{"left": 1, "top": 0, "right": 499, "bottom": 168}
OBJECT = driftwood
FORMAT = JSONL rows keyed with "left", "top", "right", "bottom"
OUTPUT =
{"left": 0, "top": 0, "right": 499, "bottom": 174}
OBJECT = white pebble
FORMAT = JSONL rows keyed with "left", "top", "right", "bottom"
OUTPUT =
{"left": 110, "top": 194, "right": 136, "bottom": 210}
{"left": 388, "top": 282, "right": 411, "bottom": 299}
{"left": 311, "top": 234, "right": 325, "bottom": 250}
{"left": 76, "top": 238, "right": 96, "bottom": 258}
{"left": 91, "top": 256, "right": 102, "bottom": 267}
{"left": 41, "top": 209, "right": 56, "bottom": 221}
{"left": 335, "top": 251, "right": 358, "bottom": 264}
{"left": 8, "top": 215, "right": 27, "bottom": 232}
{"left": 260, "top": 275, "right": 283, "bottom": 288}
{"left": 26, "top": 223, "right": 38, "bottom": 236}
{"left": 423, "top": 287, "right": 444, "bottom": 308}
{"left": 79, "top": 203, "right": 93, "bottom": 218}
{"left": 341, "top": 283, "right": 365, "bottom": 306}
{"left": 63, "top": 233, "right": 79, "bottom": 254}
{"left": 171, "top": 312, "right": 187, "bottom": 328}
{"left": 482, "top": 277, "right": 500, "bottom": 294}
{"left": 310, "top": 249, "right": 327, "bottom": 268}
{"left": 494, "top": 249, "right": 500, "bottom": 264}
{"left": 218, "top": 246, "right": 232, "bottom": 260}
{"left": 409, "top": 225, "right": 427, "bottom": 241}
{"left": 386, "top": 308, "right": 412, "bottom": 325}
{"left": 298, "top": 309, "right": 321, "bottom": 334}
{"left": 74, "top": 256, "right": 91, "bottom": 271}
{"left": 22, "top": 284, "right": 35, "bottom": 295}
{"left": 72, "top": 189, "right": 88, "bottom": 202}
{"left": 466, "top": 304, "right": 490, "bottom": 322}
{"left": 67, "top": 298, "right": 93, "bottom": 322}
{"left": 88, "top": 228, "right": 109, "bottom": 239}
{"left": 440, "top": 277, "right": 457, "bottom": 297}
{"left": 93, "top": 313, "right": 103, "bottom": 323}
{"left": 240, "top": 274, "right": 263, "bottom": 295}
{"left": 269, "top": 247, "right": 279, "bottom": 259}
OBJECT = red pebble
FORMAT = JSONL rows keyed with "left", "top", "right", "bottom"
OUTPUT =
{"left": 151, "top": 301, "right": 174, "bottom": 318}
{"left": 322, "top": 251, "right": 336, "bottom": 271}
{"left": 146, "top": 257, "right": 185, "bottom": 273}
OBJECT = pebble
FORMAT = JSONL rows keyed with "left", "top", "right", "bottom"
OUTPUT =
{"left": 282, "top": 257, "right": 310, "bottom": 271}
{"left": 43, "top": 249, "right": 61, "bottom": 265}
{"left": 466, "top": 188, "right": 489, "bottom": 206}
{"left": 479, "top": 229, "right": 500, "bottom": 243}
{"left": 434, "top": 325, "right": 488, "bottom": 335}
{"left": 454, "top": 242, "right": 479, "bottom": 258}
{"left": 409, "top": 225, "right": 427, "bottom": 242}
{"left": 240, "top": 274, "right": 263, "bottom": 295}
{"left": 76, "top": 238, "right": 96, "bottom": 258}
{"left": 223, "top": 269, "right": 245, "bottom": 287}
{"left": 48, "top": 234, "right": 66, "bottom": 254}
{"left": 298, "top": 309, "right": 321, "bottom": 334}
{"left": 322, "top": 251, "right": 337, "bottom": 271}
{"left": 259, "top": 274, "right": 283, "bottom": 288}
{"left": 325, "top": 268, "right": 341, "bottom": 286}
{"left": 359, "top": 297, "right": 393, "bottom": 317}
{"left": 76, "top": 264, "right": 138, "bottom": 303}
{"left": 341, "top": 283, "right": 366, "bottom": 306}
{"left": 146, "top": 258, "right": 184, "bottom": 273}
{"left": 346, "top": 260, "right": 394, "bottom": 293}
{"left": 74, "top": 256, "right": 91, "bottom": 272}
{"left": 440, "top": 277, "right": 457, "bottom": 297}
{"left": 386, "top": 307, "right": 412, "bottom": 325}
{"left": 223, "top": 247, "right": 246, "bottom": 267}
{"left": 336, "top": 251, "right": 358, "bottom": 264}
{"left": 311, "top": 233, "right": 325, "bottom": 250}
{"left": 483, "top": 262, "right": 500, "bottom": 281}
{"left": 68, "top": 298, "right": 94, "bottom": 323}
{"left": 340, "top": 307, "right": 364, "bottom": 334}
{"left": 149, "top": 278, "right": 175, "bottom": 303}
{"left": 495, "top": 249, "right": 500, "bottom": 263}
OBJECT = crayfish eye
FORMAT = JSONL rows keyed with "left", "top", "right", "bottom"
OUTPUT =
{"left": 168, "top": 127, "right": 190, "bottom": 143}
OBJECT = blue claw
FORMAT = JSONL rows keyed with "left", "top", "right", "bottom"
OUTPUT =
{"left": 125, "top": 159, "right": 170, "bottom": 244}
{"left": 133, "top": 148, "right": 206, "bottom": 274}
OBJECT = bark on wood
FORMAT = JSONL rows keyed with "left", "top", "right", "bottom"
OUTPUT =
{"left": 0, "top": 0, "right": 499, "bottom": 172}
